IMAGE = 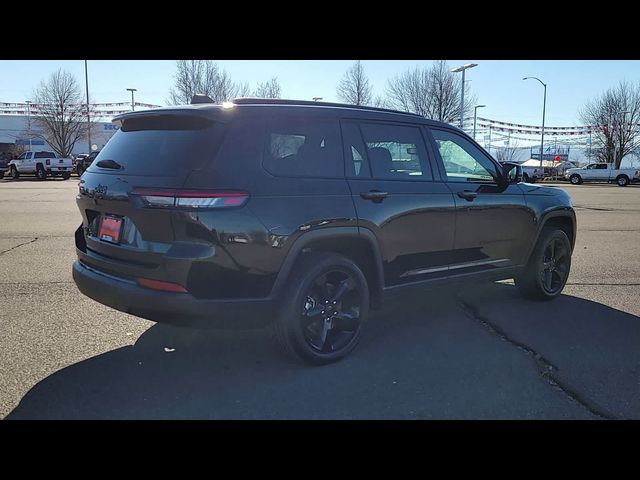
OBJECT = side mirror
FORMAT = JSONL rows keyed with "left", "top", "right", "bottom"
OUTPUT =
{"left": 501, "top": 162, "right": 523, "bottom": 184}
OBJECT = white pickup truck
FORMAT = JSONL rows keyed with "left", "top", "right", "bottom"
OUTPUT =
{"left": 6, "top": 151, "right": 74, "bottom": 180}
{"left": 564, "top": 163, "right": 640, "bottom": 187}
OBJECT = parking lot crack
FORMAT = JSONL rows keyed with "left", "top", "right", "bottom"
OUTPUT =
{"left": 456, "top": 294, "right": 620, "bottom": 420}
{"left": 0, "top": 237, "right": 38, "bottom": 256}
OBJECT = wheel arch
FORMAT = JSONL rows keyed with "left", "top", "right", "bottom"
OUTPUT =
{"left": 523, "top": 209, "right": 576, "bottom": 265}
{"left": 270, "top": 227, "right": 385, "bottom": 309}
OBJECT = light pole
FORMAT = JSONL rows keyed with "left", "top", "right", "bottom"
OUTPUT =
{"left": 451, "top": 63, "right": 478, "bottom": 129}
{"left": 127, "top": 88, "right": 137, "bottom": 111}
{"left": 523, "top": 76, "right": 547, "bottom": 168}
{"left": 85, "top": 60, "right": 91, "bottom": 154}
{"left": 312, "top": 97, "right": 323, "bottom": 102}
{"left": 473, "top": 104, "right": 486, "bottom": 140}
{"left": 25, "top": 100, "right": 32, "bottom": 151}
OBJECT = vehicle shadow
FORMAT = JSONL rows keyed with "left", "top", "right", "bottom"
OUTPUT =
{"left": 6, "top": 283, "right": 639, "bottom": 419}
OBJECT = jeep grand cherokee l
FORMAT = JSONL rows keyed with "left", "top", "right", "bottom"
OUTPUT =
{"left": 73, "top": 97, "right": 576, "bottom": 365}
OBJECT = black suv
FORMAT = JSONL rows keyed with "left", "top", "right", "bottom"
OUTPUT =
{"left": 73, "top": 98, "right": 576, "bottom": 364}
{"left": 76, "top": 151, "right": 99, "bottom": 176}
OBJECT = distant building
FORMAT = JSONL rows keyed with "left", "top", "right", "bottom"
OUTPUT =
{"left": 0, "top": 114, "right": 118, "bottom": 156}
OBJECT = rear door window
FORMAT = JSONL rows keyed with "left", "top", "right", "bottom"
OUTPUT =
{"left": 87, "top": 115, "right": 222, "bottom": 176}
{"left": 359, "top": 123, "right": 433, "bottom": 180}
{"left": 263, "top": 116, "right": 343, "bottom": 178}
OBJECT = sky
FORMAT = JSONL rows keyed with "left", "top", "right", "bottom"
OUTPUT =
{"left": 1, "top": 60, "right": 640, "bottom": 128}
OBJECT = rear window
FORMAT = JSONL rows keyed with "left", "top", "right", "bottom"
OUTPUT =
{"left": 87, "top": 115, "right": 221, "bottom": 176}
{"left": 35, "top": 152, "right": 56, "bottom": 159}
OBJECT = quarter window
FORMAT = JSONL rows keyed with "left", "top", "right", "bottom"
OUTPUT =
{"left": 263, "top": 117, "right": 342, "bottom": 178}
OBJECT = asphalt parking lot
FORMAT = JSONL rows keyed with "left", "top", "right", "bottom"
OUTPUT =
{"left": 1, "top": 177, "right": 639, "bottom": 419}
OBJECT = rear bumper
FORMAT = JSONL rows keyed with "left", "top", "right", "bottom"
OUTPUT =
{"left": 72, "top": 259, "right": 274, "bottom": 329}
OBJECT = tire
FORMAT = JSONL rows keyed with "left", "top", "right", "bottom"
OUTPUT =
{"left": 523, "top": 173, "right": 530, "bottom": 183}
{"left": 76, "top": 166, "right": 84, "bottom": 177}
{"left": 272, "top": 251, "right": 370, "bottom": 365}
{"left": 35, "top": 165, "right": 46, "bottom": 180}
{"left": 0, "top": 170, "right": 4, "bottom": 180}
{"left": 616, "top": 175, "right": 629, "bottom": 187}
{"left": 515, "top": 228, "right": 572, "bottom": 301}
{"left": 62, "top": 172, "right": 71, "bottom": 180}
{"left": 11, "top": 165, "right": 19, "bottom": 180}
{"left": 569, "top": 174, "right": 582, "bottom": 185}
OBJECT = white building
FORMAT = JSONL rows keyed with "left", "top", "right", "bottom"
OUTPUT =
{"left": 0, "top": 114, "right": 118, "bottom": 156}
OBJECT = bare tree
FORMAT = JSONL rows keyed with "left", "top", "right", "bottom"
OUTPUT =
{"left": 337, "top": 61, "right": 373, "bottom": 106}
{"left": 31, "top": 69, "right": 93, "bottom": 158}
{"left": 579, "top": 81, "right": 640, "bottom": 168}
{"left": 495, "top": 140, "right": 521, "bottom": 162}
{"left": 253, "top": 77, "right": 282, "bottom": 98}
{"left": 385, "top": 60, "right": 477, "bottom": 123}
{"left": 168, "top": 60, "right": 249, "bottom": 104}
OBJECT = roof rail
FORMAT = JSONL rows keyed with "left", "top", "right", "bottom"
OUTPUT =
{"left": 232, "top": 97, "right": 424, "bottom": 118}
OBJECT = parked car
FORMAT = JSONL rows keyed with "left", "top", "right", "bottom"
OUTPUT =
{"left": 8, "top": 151, "right": 74, "bottom": 180}
{"left": 73, "top": 97, "right": 576, "bottom": 365}
{"left": 564, "top": 163, "right": 640, "bottom": 186}
{"left": 0, "top": 153, "right": 11, "bottom": 179}
{"left": 76, "top": 151, "right": 99, "bottom": 176}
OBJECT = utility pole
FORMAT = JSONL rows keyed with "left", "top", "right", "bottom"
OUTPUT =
{"left": 85, "top": 60, "right": 91, "bottom": 153}
{"left": 451, "top": 63, "right": 478, "bottom": 129}
{"left": 126, "top": 88, "right": 137, "bottom": 111}
{"left": 25, "top": 101, "right": 32, "bottom": 151}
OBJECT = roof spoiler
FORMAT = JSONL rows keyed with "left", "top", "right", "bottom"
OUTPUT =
{"left": 191, "top": 94, "right": 215, "bottom": 104}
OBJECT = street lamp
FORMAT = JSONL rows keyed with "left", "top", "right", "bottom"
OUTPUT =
{"left": 126, "top": 88, "right": 137, "bottom": 111}
{"left": 451, "top": 63, "right": 478, "bottom": 129}
{"left": 523, "top": 76, "right": 547, "bottom": 168}
{"left": 473, "top": 104, "right": 486, "bottom": 140}
{"left": 25, "top": 100, "right": 32, "bottom": 151}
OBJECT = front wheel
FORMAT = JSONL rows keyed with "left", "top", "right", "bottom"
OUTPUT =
{"left": 11, "top": 166, "right": 19, "bottom": 180}
{"left": 569, "top": 174, "right": 582, "bottom": 185}
{"left": 272, "top": 252, "right": 369, "bottom": 365}
{"left": 515, "top": 228, "right": 572, "bottom": 301}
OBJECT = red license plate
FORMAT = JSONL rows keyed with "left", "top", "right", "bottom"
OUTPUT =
{"left": 99, "top": 216, "right": 123, "bottom": 244}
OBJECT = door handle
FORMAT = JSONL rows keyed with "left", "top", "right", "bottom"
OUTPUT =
{"left": 457, "top": 191, "right": 478, "bottom": 202}
{"left": 360, "top": 190, "right": 389, "bottom": 203}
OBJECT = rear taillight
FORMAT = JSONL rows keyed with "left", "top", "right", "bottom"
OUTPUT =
{"left": 130, "top": 189, "right": 249, "bottom": 209}
{"left": 45, "top": 159, "right": 51, "bottom": 166}
{"left": 72, "top": 159, "right": 77, "bottom": 166}
{"left": 136, "top": 277, "right": 187, "bottom": 293}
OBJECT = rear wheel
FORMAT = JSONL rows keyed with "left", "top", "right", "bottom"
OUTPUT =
{"left": 35, "top": 165, "right": 46, "bottom": 180}
{"left": 569, "top": 174, "right": 582, "bottom": 185}
{"left": 76, "top": 165, "right": 84, "bottom": 177}
{"left": 11, "top": 166, "right": 19, "bottom": 180}
{"left": 62, "top": 172, "right": 71, "bottom": 180}
{"left": 515, "top": 228, "right": 572, "bottom": 301}
{"left": 616, "top": 175, "right": 629, "bottom": 187}
{"left": 272, "top": 252, "right": 369, "bottom": 365}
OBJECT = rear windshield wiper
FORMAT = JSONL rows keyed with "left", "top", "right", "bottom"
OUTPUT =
{"left": 96, "top": 159, "right": 123, "bottom": 170}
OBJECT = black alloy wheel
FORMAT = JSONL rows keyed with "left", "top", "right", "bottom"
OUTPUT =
{"left": 539, "top": 236, "right": 570, "bottom": 295}
{"left": 273, "top": 252, "right": 369, "bottom": 365}
{"left": 300, "top": 269, "right": 362, "bottom": 354}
